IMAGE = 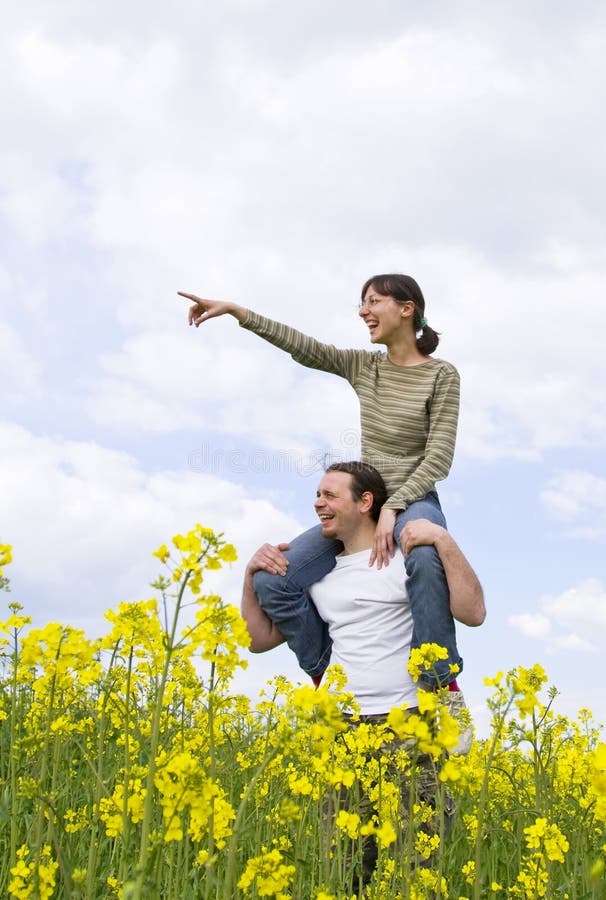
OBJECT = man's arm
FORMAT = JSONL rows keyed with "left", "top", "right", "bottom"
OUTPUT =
{"left": 400, "top": 520, "right": 486, "bottom": 626}
{"left": 240, "top": 543, "right": 289, "bottom": 652}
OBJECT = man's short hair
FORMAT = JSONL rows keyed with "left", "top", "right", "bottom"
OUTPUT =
{"left": 325, "top": 461, "right": 387, "bottom": 522}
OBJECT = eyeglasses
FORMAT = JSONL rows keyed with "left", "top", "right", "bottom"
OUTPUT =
{"left": 358, "top": 294, "right": 384, "bottom": 310}
{"left": 358, "top": 295, "right": 413, "bottom": 311}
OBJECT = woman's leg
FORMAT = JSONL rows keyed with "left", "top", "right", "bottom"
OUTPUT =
{"left": 394, "top": 494, "right": 463, "bottom": 688}
{"left": 253, "top": 524, "right": 342, "bottom": 678}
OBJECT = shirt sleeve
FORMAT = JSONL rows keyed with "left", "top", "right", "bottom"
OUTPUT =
{"left": 240, "top": 311, "right": 367, "bottom": 383}
{"left": 383, "top": 364, "right": 460, "bottom": 510}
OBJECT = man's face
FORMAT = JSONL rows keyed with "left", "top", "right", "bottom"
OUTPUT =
{"left": 314, "top": 471, "right": 365, "bottom": 541}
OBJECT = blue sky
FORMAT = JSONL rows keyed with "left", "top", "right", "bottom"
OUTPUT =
{"left": 2, "top": 0, "right": 605, "bottom": 735}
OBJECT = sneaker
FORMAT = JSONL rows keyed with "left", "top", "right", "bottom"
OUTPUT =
{"left": 446, "top": 690, "right": 473, "bottom": 755}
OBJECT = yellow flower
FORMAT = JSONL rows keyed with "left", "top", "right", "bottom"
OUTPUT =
{"left": 461, "top": 859, "right": 475, "bottom": 884}
{"left": 0, "top": 542, "right": 13, "bottom": 577}
{"left": 64, "top": 807, "right": 89, "bottom": 834}
{"left": 511, "top": 664, "right": 548, "bottom": 719}
{"left": 8, "top": 845, "right": 58, "bottom": 900}
{"left": 238, "top": 848, "right": 296, "bottom": 896}
{"left": 152, "top": 543, "right": 171, "bottom": 563}
{"left": 375, "top": 819, "right": 397, "bottom": 848}
{"left": 590, "top": 742, "right": 606, "bottom": 822}
{"left": 484, "top": 671, "right": 504, "bottom": 687}
{"left": 524, "top": 817, "right": 569, "bottom": 863}
{"left": 335, "top": 809, "right": 361, "bottom": 839}
{"left": 439, "top": 756, "right": 464, "bottom": 783}
{"left": 217, "top": 542, "right": 237, "bottom": 562}
{"left": 417, "top": 689, "right": 439, "bottom": 715}
{"left": 415, "top": 831, "right": 440, "bottom": 859}
{"left": 106, "top": 875, "right": 122, "bottom": 896}
{"left": 407, "top": 643, "right": 449, "bottom": 681}
{"left": 0, "top": 611, "right": 32, "bottom": 633}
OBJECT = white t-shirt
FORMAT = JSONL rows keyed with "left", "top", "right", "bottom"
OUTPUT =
{"left": 310, "top": 547, "right": 417, "bottom": 715}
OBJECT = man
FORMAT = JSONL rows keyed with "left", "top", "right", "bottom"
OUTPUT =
{"left": 241, "top": 462, "right": 485, "bottom": 887}
{"left": 241, "top": 462, "right": 485, "bottom": 711}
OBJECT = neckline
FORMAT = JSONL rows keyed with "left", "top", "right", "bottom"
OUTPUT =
{"left": 384, "top": 353, "right": 436, "bottom": 369}
{"left": 336, "top": 546, "right": 402, "bottom": 563}
{"left": 336, "top": 547, "right": 372, "bottom": 562}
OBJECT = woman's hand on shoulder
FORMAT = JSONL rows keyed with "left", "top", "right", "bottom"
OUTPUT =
{"left": 246, "top": 543, "right": 290, "bottom": 579}
{"left": 369, "top": 507, "right": 397, "bottom": 570}
{"left": 399, "top": 519, "right": 445, "bottom": 555}
{"left": 178, "top": 291, "right": 248, "bottom": 326}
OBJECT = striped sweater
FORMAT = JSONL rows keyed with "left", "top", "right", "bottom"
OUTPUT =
{"left": 241, "top": 312, "right": 460, "bottom": 510}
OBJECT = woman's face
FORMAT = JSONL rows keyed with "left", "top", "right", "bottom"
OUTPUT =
{"left": 358, "top": 285, "right": 413, "bottom": 345}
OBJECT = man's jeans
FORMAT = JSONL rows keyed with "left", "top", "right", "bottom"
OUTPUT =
{"left": 324, "top": 714, "right": 456, "bottom": 888}
{"left": 253, "top": 492, "right": 463, "bottom": 686}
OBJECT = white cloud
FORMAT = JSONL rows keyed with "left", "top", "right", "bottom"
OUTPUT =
{"left": 1, "top": 16, "right": 605, "bottom": 462}
{"left": 1, "top": 1, "right": 606, "bottom": 727}
{"left": 0, "top": 422, "right": 305, "bottom": 631}
{"left": 509, "top": 578, "right": 606, "bottom": 653}
{"left": 0, "top": 162, "right": 85, "bottom": 247}
{"left": 546, "top": 578, "right": 606, "bottom": 630}
{"left": 547, "top": 634, "right": 597, "bottom": 654}
{"left": 89, "top": 326, "right": 359, "bottom": 452}
{"left": 0, "top": 321, "right": 41, "bottom": 397}
{"left": 508, "top": 613, "right": 551, "bottom": 639}
{"left": 82, "top": 240, "right": 606, "bottom": 465}
{"left": 541, "top": 471, "right": 606, "bottom": 522}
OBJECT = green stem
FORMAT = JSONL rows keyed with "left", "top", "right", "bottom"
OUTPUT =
{"left": 132, "top": 559, "right": 200, "bottom": 897}
{"left": 222, "top": 746, "right": 282, "bottom": 898}
{"left": 9, "top": 626, "right": 20, "bottom": 869}
{"left": 33, "top": 630, "right": 65, "bottom": 874}
{"left": 118, "top": 647, "right": 135, "bottom": 886}
{"left": 204, "top": 660, "right": 217, "bottom": 900}
{"left": 472, "top": 697, "right": 515, "bottom": 900}
{"left": 85, "top": 647, "right": 120, "bottom": 900}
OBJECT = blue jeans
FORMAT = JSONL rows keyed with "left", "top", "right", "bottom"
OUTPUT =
{"left": 253, "top": 492, "right": 462, "bottom": 686}
{"left": 393, "top": 492, "right": 463, "bottom": 687}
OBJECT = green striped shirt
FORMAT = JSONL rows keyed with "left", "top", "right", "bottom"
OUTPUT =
{"left": 241, "top": 312, "right": 460, "bottom": 510}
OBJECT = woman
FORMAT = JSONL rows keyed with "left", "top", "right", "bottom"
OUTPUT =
{"left": 179, "top": 274, "right": 462, "bottom": 688}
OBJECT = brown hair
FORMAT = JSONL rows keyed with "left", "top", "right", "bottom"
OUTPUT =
{"left": 360, "top": 273, "right": 440, "bottom": 354}
{"left": 325, "top": 461, "right": 387, "bottom": 522}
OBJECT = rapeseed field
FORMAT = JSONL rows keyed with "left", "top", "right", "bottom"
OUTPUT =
{"left": 0, "top": 531, "right": 604, "bottom": 899}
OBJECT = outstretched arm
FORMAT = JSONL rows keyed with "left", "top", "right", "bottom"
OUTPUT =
{"left": 179, "top": 292, "right": 364, "bottom": 386}
{"left": 240, "top": 543, "right": 290, "bottom": 652}
{"left": 400, "top": 520, "right": 486, "bottom": 627}
{"left": 178, "top": 291, "right": 250, "bottom": 326}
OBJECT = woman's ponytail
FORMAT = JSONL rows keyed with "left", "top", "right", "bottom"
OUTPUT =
{"left": 412, "top": 307, "right": 440, "bottom": 354}
{"left": 416, "top": 323, "right": 440, "bottom": 354}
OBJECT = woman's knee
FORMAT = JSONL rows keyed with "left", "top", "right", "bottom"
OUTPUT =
{"left": 252, "top": 568, "right": 284, "bottom": 600}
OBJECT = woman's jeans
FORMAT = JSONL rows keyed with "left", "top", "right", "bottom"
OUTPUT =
{"left": 253, "top": 492, "right": 463, "bottom": 687}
